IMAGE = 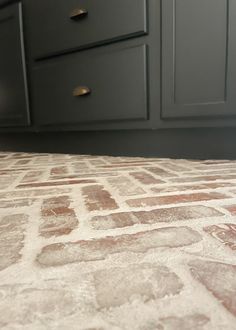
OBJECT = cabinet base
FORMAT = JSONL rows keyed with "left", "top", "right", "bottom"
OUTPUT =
{"left": 0, "top": 128, "right": 235, "bottom": 159}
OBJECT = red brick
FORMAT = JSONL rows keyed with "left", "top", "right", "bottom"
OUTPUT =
{"left": 50, "top": 166, "right": 68, "bottom": 176}
{"left": 108, "top": 160, "right": 152, "bottom": 165}
{"left": 0, "top": 199, "right": 35, "bottom": 208}
{"left": 0, "top": 283, "right": 78, "bottom": 326}
{"left": 145, "top": 167, "right": 178, "bottom": 177}
{"left": 196, "top": 164, "right": 236, "bottom": 171}
{"left": 223, "top": 205, "right": 236, "bottom": 215}
{"left": 206, "top": 182, "right": 236, "bottom": 189}
{"left": 108, "top": 176, "right": 146, "bottom": 196}
{"left": 9, "top": 154, "right": 35, "bottom": 159}
{"left": 189, "top": 170, "right": 236, "bottom": 177}
{"left": 126, "top": 192, "right": 229, "bottom": 208}
{"left": 20, "top": 170, "right": 44, "bottom": 183}
{"left": 0, "top": 175, "right": 18, "bottom": 190}
{"left": 157, "top": 314, "right": 210, "bottom": 330}
{"left": 94, "top": 263, "right": 183, "bottom": 308}
{"left": 50, "top": 172, "right": 119, "bottom": 181}
{"left": 204, "top": 224, "right": 236, "bottom": 250}
{"left": 40, "top": 196, "right": 79, "bottom": 237}
{"left": 171, "top": 175, "right": 236, "bottom": 183}
{"left": 49, "top": 175, "right": 79, "bottom": 180}
{"left": 37, "top": 226, "right": 202, "bottom": 267}
{"left": 90, "top": 205, "right": 223, "bottom": 230}
{"left": 189, "top": 259, "right": 236, "bottom": 316}
{"left": 202, "top": 160, "right": 234, "bottom": 165}
{"left": 157, "top": 162, "right": 191, "bottom": 172}
{"left": 16, "top": 179, "right": 95, "bottom": 189}
{"left": 82, "top": 185, "right": 118, "bottom": 211}
{"left": 130, "top": 171, "right": 165, "bottom": 184}
{"left": 14, "top": 159, "right": 31, "bottom": 166}
{"left": 0, "top": 214, "right": 28, "bottom": 271}
{"left": 72, "top": 162, "right": 90, "bottom": 172}
{"left": 99, "top": 163, "right": 151, "bottom": 168}
{"left": 152, "top": 182, "right": 236, "bottom": 194}
{"left": 89, "top": 159, "right": 107, "bottom": 165}
{"left": 0, "top": 188, "right": 71, "bottom": 200}
{"left": 0, "top": 168, "right": 29, "bottom": 175}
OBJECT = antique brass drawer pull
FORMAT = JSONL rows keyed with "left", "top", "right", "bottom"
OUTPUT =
{"left": 70, "top": 8, "right": 88, "bottom": 20}
{"left": 73, "top": 86, "right": 91, "bottom": 97}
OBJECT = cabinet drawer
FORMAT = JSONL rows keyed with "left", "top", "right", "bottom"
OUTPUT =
{"left": 33, "top": 44, "right": 148, "bottom": 126}
{"left": 25, "top": 0, "right": 147, "bottom": 59}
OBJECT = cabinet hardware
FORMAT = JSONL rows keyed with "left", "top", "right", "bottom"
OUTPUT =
{"left": 73, "top": 86, "right": 91, "bottom": 97}
{"left": 70, "top": 8, "right": 88, "bottom": 20}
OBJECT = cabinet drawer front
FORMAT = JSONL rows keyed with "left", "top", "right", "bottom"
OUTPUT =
{"left": 33, "top": 44, "right": 148, "bottom": 126}
{"left": 26, "top": 0, "right": 147, "bottom": 59}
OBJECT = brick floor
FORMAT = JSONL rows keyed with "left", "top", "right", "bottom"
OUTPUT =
{"left": 0, "top": 152, "right": 236, "bottom": 329}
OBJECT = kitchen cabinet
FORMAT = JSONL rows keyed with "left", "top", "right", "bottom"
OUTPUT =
{"left": 0, "top": 2, "right": 30, "bottom": 127}
{"left": 162, "top": 0, "right": 236, "bottom": 119}
{"left": 2, "top": 0, "right": 236, "bottom": 133}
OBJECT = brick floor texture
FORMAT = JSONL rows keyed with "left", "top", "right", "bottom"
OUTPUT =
{"left": 0, "top": 152, "right": 236, "bottom": 329}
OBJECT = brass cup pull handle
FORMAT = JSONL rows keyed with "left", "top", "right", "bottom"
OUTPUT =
{"left": 73, "top": 86, "right": 91, "bottom": 97}
{"left": 70, "top": 8, "right": 88, "bottom": 20}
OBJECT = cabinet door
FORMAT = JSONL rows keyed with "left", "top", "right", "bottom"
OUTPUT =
{"left": 162, "top": 0, "right": 236, "bottom": 119}
{"left": 0, "top": 2, "right": 30, "bottom": 127}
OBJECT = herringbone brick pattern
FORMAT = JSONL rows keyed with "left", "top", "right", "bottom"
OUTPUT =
{"left": 0, "top": 152, "right": 236, "bottom": 329}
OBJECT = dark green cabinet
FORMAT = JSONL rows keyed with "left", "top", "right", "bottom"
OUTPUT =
{"left": 0, "top": 2, "right": 30, "bottom": 127}
{"left": 162, "top": 0, "right": 236, "bottom": 119}
{"left": 2, "top": 0, "right": 236, "bottom": 132}
{"left": 33, "top": 43, "right": 148, "bottom": 125}
{"left": 24, "top": 0, "right": 147, "bottom": 59}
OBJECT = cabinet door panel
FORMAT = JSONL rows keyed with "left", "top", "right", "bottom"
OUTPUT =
{"left": 162, "top": 0, "right": 236, "bottom": 119}
{"left": 0, "top": 2, "right": 30, "bottom": 127}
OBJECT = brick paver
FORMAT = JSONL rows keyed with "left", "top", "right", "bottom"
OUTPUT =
{"left": 0, "top": 151, "right": 236, "bottom": 329}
